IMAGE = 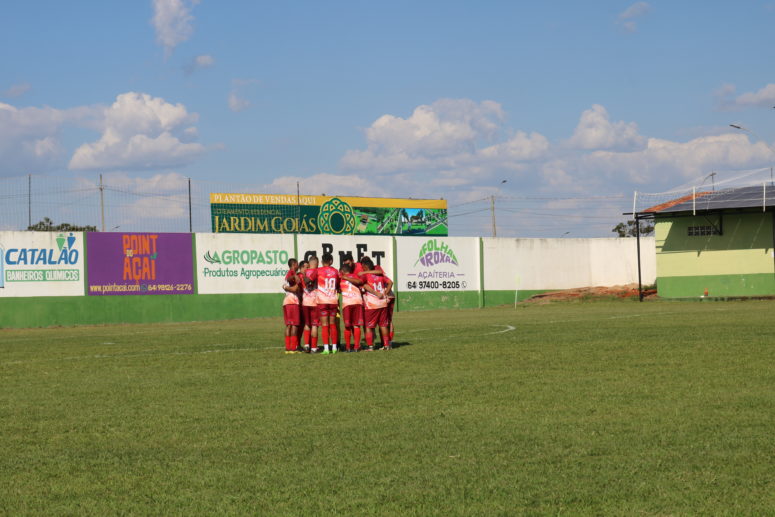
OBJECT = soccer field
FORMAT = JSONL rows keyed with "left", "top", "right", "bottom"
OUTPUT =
{"left": 1, "top": 301, "right": 774, "bottom": 515}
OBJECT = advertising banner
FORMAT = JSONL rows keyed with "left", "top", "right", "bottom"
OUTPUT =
{"left": 195, "top": 233, "right": 295, "bottom": 294}
{"left": 0, "top": 231, "right": 85, "bottom": 297}
{"left": 210, "top": 193, "right": 448, "bottom": 236}
{"left": 87, "top": 233, "right": 194, "bottom": 296}
{"left": 297, "top": 235, "right": 394, "bottom": 271}
{"left": 396, "top": 236, "right": 480, "bottom": 292}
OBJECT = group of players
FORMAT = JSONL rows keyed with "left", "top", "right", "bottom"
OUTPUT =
{"left": 281, "top": 253, "right": 395, "bottom": 354}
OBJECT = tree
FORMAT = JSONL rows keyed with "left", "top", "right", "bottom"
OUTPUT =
{"left": 612, "top": 219, "right": 654, "bottom": 238}
{"left": 28, "top": 217, "right": 97, "bottom": 232}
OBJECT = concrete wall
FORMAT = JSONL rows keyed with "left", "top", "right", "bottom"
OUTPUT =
{"left": 0, "top": 233, "right": 657, "bottom": 328}
{"left": 482, "top": 237, "right": 656, "bottom": 305}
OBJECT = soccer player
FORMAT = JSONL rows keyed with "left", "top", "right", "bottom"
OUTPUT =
{"left": 316, "top": 253, "right": 340, "bottom": 354}
{"left": 339, "top": 263, "right": 364, "bottom": 352}
{"left": 358, "top": 261, "right": 394, "bottom": 348}
{"left": 360, "top": 257, "right": 393, "bottom": 351}
{"left": 282, "top": 258, "right": 302, "bottom": 353}
{"left": 301, "top": 257, "right": 320, "bottom": 353}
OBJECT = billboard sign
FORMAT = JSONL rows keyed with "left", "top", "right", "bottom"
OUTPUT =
{"left": 210, "top": 193, "right": 448, "bottom": 236}
{"left": 195, "top": 233, "right": 295, "bottom": 294}
{"left": 0, "top": 231, "right": 85, "bottom": 297}
{"left": 396, "top": 236, "right": 480, "bottom": 292}
{"left": 297, "top": 235, "right": 394, "bottom": 270}
{"left": 87, "top": 233, "right": 194, "bottom": 296}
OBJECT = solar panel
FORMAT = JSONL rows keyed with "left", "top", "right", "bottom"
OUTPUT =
{"left": 643, "top": 185, "right": 775, "bottom": 215}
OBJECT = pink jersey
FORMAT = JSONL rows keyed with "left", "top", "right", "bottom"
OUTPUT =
{"left": 302, "top": 268, "right": 318, "bottom": 307}
{"left": 282, "top": 269, "right": 300, "bottom": 306}
{"left": 363, "top": 272, "right": 388, "bottom": 309}
{"left": 340, "top": 275, "right": 363, "bottom": 307}
{"left": 316, "top": 266, "right": 340, "bottom": 305}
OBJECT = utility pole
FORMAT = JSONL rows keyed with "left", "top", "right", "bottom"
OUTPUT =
{"left": 28, "top": 174, "right": 32, "bottom": 230}
{"left": 490, "top": 195, "right": 497, "bottom": 238}
{"left": 187, "top": 178, "right": 193, "bottom": 233}
{"left": 296, "top": 181, "right": 301, "bottom": 231}
{"left": 99, "top": 174, "right": 105, "bottom": 232}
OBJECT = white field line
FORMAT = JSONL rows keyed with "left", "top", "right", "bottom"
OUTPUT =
{"left": 485, "top": 324, "right": 516, "bottom": 335}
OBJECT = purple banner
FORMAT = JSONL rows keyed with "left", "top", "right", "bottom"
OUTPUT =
{"left": 87, "top": 233, "right": 194, "bottom": 296}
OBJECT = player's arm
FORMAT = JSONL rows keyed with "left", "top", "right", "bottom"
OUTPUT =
{"left": 362, "top": 283, "right": 385, "bottom": 299}
{"left": 385, "top": 277, "right": 394, "bottom": 294}
{"left": 358, "top": 268, "right": 383, "bottom": 277}
{"left": 344, "top": 274, "right": 364, "bottom": 286}
{"left": 283, "top": 283, "right": 300, "bottom": 293}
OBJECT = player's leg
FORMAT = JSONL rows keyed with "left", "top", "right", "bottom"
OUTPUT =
{"left": 329, "top": 305, "right": 339, "bottom": 353}
{"left": 320, "top": 309, "right": 331, "bottom": 354}
{"left": 378, "top": 308, "right": 390, "bottom": 350}
{"left": 379, "top": 325, "right": 391, "bottom": 350}
{"left": 342, "top": 306, "right": 352, "bottom": 351}
{"left": 364, "top": 309, "right": 377, "bottom": 351}
{"left": 387, "top": 300, "right": 395, "bottom": 345}
{"left": 353, "top": 305, "right": 363, "bottom": 351}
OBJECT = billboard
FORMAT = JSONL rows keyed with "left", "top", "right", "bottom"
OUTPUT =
{"left": 396, "top": 236, "right": 480, "bottom": 292}
{"left": 195, "top": 233, "right": 295, "bottom": 294}
{"left": 0, "top": 231, "right": 85, "bottom": 297}
{"left": 297, "top": 235, "right": 394, "bottom": 271}
{"left": 210, "top": 193, "right": 448, "bottom": 236}
{"left": 87, "top": 233, "right": 194, "bottom": 296}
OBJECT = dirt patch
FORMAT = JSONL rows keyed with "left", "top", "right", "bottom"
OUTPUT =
{"left": 525, "top": 284, "right": 657, "bottom": 303}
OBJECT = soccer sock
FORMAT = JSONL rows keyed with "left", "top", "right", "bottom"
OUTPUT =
{"left": 344, "top": 329, "right": 351, "bottom": 350}
{"left": 291, "top": 335, "right": 298, "bottom": 351}
{"left": 321, "top": 325, "right": 329, "bottom": 346}
{"left": 389, "top": 330, "right": 394, "bottom": 342}
{"left": 366, "top": 331, "right": 374, "bottom": 348}
{"left": 354, "top": 327, "right": 362, "bottom": 350}
{"left": 304, "top": 329, "right": 311, "bottom": 346}
{"left": 329, "top": 324, "right": 338, "bottom": 346}
{"left": 381, "top": 329, "right": 390, "bottom": 346}
{"left": 284, "top": 335, "right": 290, "bottom": 351}
{"left": 312, "top": 336, "right": 318, "bottom": 349}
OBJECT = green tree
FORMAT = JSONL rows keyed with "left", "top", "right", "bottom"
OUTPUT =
{"left": 612, "top": 219, "right": 654, "bottom": 237}
{"left": 27, "top": 217, "right": 97, "bottom": 232}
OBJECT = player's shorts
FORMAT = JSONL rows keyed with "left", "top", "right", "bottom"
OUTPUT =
{"left": 342, "top": 304, "right": 364, "bottom": 328}
{"left": 365, "top": 307, "right": 388, "bottom": 328}
{"left": 283, "top": 304, "right": 301, "bottom": 326}
{"left": 318, "top": 303, "right": 339, "bottom": 318}
{"left": 302, "top": 305, "right": 320, "bottom": 327}
{"left": 387, "top": 299, "right": 395, "bottom": 322}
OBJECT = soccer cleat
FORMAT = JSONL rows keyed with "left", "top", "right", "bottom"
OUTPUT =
{"left": 310, "top": 347, "right": 318, "bottom": 354}
{"left": 321, "top": 349, "right": 330, "bottom": 355}
{"left": 366, "top": 346, "right": 374, "bottom": 352}
{"left": 303, "top": 345, "right": 311, "bottom": 353}
{"left": 382, "top": 345, "right": 392, "bottom": 351}
{"left": 332, "top": 348, "right": 338, "bottom": 354}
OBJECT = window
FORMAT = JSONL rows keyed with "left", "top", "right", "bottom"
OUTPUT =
{"left": 687, "top": 225, "right": 719, "bottom": 237}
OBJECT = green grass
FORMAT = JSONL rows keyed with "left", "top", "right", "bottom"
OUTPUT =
{"left": 1, "top": 301, "right": 774, "bottom": 516}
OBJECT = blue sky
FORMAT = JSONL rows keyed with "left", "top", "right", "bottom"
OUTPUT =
{"left": 2, "top": 1, "right": 775, "bottom": 236}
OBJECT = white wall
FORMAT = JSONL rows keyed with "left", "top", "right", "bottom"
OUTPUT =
{"left": 482, "top": 237, "right": 656, "bottom": 291}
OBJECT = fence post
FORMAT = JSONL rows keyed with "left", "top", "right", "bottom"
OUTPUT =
{"left": 27, "top": 174, "right": 31, "bottom": 230}
{"left": 392, "top": 236, "right": 399, "bottom": 313}
{"left": 188, "top": 178, "right": 193, "bottom": 232}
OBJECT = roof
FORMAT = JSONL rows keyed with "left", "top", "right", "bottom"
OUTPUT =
{"left": 641, "top": 185, "right": 775, "bottom": 216}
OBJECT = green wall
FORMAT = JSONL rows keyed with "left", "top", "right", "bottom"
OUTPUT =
{"left": 655, "top": 212, "right": 775, "bottom": 298}
{"left": 0, "top": 293, "right": 283, "bottom": 329}
{"left": 397, "top": 291, "right": 480, "bottom": 311}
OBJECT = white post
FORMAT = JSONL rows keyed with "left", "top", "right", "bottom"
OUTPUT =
{"left": 764, "top": 182, "right": 767, "bottom": 213}
{"left": 692, "top": 186, "right": 696, "bottom": 216}
{"left": 632, "top": 191, "right": 638, "bottom": 216}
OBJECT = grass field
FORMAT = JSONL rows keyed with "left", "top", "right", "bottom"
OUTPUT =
{"left": 1, "top": 300, "right": 774, "bottom": 515}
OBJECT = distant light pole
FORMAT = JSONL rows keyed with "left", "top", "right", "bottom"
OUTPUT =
{"left": 491, "top": 179, "right": 507, "bottom": 237}
{"left": 730, "top": 124, "right": 775, "bottom": 182}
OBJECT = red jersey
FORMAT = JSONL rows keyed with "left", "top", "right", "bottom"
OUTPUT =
{"left": 363, "top": 272, "right": 388, "bottom": 309}
{"left": 302, "top": 268, "right": 318, "bottom": 307}
{"left": 283, "top": 269, "right": 301, "bottom": 306}
{"left": 316, "top": 265, "right": 340, "bottom": 305}
{"left": 340, "top": 275, "right": 363, "bottom": 307}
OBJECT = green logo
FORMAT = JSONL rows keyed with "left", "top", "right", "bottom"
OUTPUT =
{"left": 318, "top": 197, "right": 357, "bottom": 235}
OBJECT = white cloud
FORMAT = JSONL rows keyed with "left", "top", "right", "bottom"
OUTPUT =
{"left": 151, "top": 0, "right": 200, "bottom": 58}
{"left": 3, "top": 83, "right": 31, "bottom": 98}
{"left": 717, "top": 83, "right": 775, "bottom": 110}
{"left": 569, "top": 104, "right": 645, "bottom": 151}
{"left": 228, "top": 78, "right": 260, "bottom": 112}
{"left": 617, "top": 2, "right": 651, "bottom": 32}
{"left": 228, "top": 92, "right": 250, "bottom": 112}
{"left": 340, "top": 99, "right": 548, "bottom": 190}
{"left": 264, "top": 173, "right": 384, "bottom": 197}
{"left": 184, "top": 54, "right": 215, "bottom": 75}
{"left": 0, "top": 101, "right": 100, "bottom": 176}
{"left": 69, "top": 92, "right": 204, "bottom": 171}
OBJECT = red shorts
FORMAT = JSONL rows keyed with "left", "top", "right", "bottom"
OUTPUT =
{"left": 342, "top": 304, "right": 364, "bottom": 328}
{"left": 302, "top": 305, "right": 320, "bottom": 327}
{"left": 283, "top": 304, "right": 301, "bottom": 326}
{"left": 365, "top": 307, "right": 389, "bottom": 328}
{"left": 318, "top": 303, "right": 339, "bottom": 318}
